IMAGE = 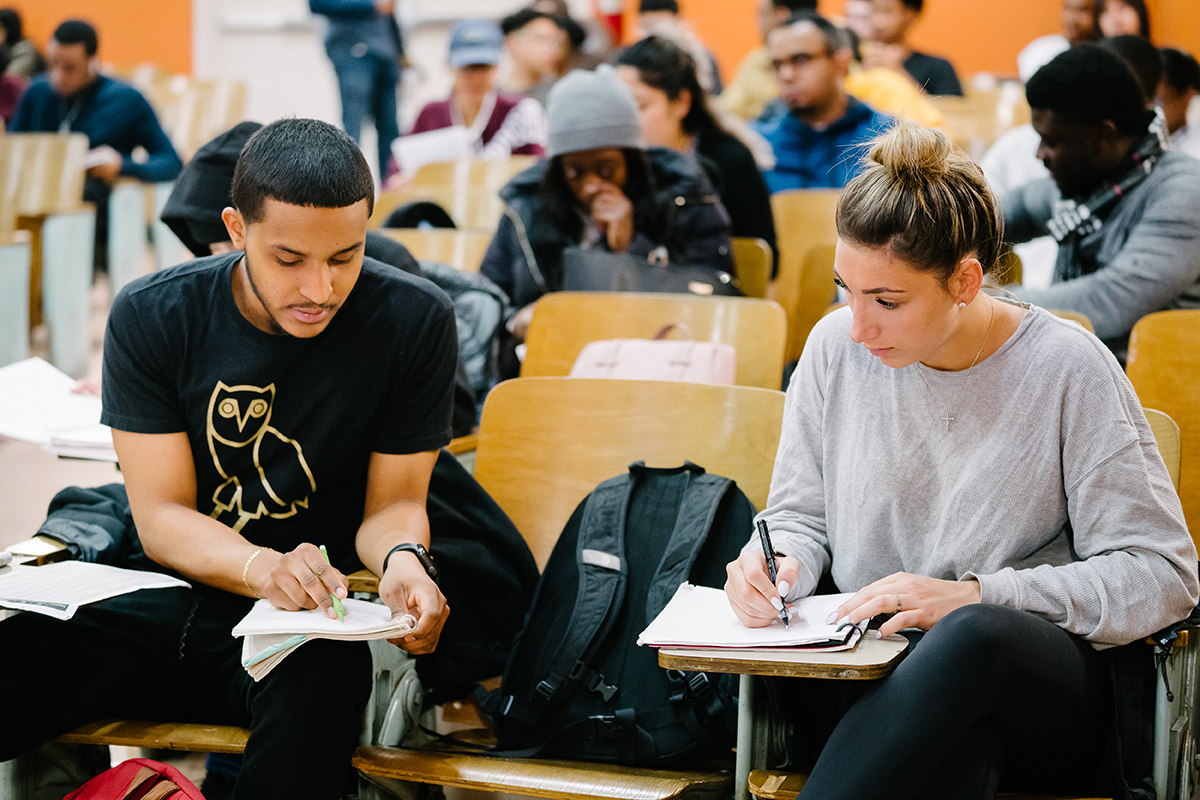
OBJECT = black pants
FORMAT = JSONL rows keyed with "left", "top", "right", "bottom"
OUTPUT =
{"left": 0, "top": 586, "right": 372, "bottom": 800}
{"left": 788, "top": 604, "right": 1115, "bottom": 800}
{"left": 83, "top": 177, "right": 109, "bottom": 273}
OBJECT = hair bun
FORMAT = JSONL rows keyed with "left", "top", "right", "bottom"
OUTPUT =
{"left": 868, "top": 121, "right": 952, "bottom": 188}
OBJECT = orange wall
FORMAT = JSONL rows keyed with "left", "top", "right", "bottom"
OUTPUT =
{"left": 633, "top": 0, "right": 1200, "bottom": 83}
{"left": 9, "top": 0, "right": 192, "bottom": 75}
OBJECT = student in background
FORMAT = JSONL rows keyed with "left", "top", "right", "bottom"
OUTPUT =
{"left": 634, "top": 0, "right": 723, "bottom": 94}
{"left": 0, "top": 8, "right": 42, "bottom": 79}
{"left": 1159, "top": 48, "right": 1200, "bottom": 160}
{"left": 717, "top": 0, "right": 817, "bottom": 122}
{"left": 500, "top": 8, "right": 566, "bottom": 109}
{"left": 1095, "top": 0, "right": 1150, "bottom": 40}
{"left": 481, "top": 65, "right": 733, "bottom": 351}
{"left": 726, "top": 121, "right": 1197, "bottom": 800}
{"left": 1004, "top": 45, "right": 1200, "bottom": 361}
{"left": 1018, "top": 0, "right": 1098, "bottom": 83}
{"left": 408, "top": 20, "right": 546, "bottom": 159}
{"left": 0, "top": 44, "right": 25, "bottom": 127}
{"left": 863, "top": 0, "right": 963, "bottom": 96}
{"left": 753, "top": 12, "right": 893, "bottom": 192}
{"left": 10, "top": 19, "right": 182, "bottom": 271}
{"left": 616, "top": 36, "right": 776, "bottom": 275}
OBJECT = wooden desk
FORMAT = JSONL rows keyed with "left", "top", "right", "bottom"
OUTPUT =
{"left": 658, "top": 635, "right": 908, "bottom": 800}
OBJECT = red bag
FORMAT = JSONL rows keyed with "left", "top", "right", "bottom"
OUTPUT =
{"left": 63, "top": 758, "right": 205, "bottom": 800}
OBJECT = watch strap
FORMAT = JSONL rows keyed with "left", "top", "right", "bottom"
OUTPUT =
{"left": 381, "top": 543, "right": 438, "bottom": 582}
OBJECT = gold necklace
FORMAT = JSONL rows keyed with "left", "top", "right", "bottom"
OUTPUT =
{"left": 916, "top": 298, "right": 996, "bottom": 432}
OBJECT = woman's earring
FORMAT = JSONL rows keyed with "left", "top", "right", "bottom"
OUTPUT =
{"left": 958, "top": 302, "right": 967, "bottom": 309}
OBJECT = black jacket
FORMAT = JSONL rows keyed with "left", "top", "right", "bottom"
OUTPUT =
{"left": 480, "top": 147, "right": 734, "bottom": 312}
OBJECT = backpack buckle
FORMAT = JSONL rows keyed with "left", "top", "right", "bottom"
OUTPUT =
{"left": 532, "top": 679, "right": 557, "bottom": 707}
{"left": 588, "top": 715, "right": 620, "bottom": 741}
{"left": 686, "top": 672, "right": 712, "bottom": 699}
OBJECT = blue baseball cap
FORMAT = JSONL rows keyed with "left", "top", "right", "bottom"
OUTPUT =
{"left": 448, "top": 19, "right": 504, "bottom": 68}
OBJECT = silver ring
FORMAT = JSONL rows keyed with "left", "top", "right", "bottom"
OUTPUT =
{"left": 894, "top": 593, "right": 902, "bottom": 613}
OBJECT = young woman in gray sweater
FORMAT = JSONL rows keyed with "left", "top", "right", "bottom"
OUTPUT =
{"left": 724, "top": 121, "right": 1198, "bottom": 799}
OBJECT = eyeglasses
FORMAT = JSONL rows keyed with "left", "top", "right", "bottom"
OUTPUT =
{"left": 770, "top": 50, "right": 831, "bottom": 73}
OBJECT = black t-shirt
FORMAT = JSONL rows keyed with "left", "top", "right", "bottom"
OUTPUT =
{"left": 101, "top": 252, "right": 458, "bottom": 573}
{"left": 904, "top": 51, "right": 963, "bottom": 97}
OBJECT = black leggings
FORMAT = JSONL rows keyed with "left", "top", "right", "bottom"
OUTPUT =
{"left": 790, "top": 604, "right": 1115, "bottom": 800}
{"left": 0, "top": 586, "right": 372, "bottom": 800}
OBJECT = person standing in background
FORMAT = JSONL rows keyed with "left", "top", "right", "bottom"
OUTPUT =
{"left": 309, "top": 0, "right": 402, "bottom": 177}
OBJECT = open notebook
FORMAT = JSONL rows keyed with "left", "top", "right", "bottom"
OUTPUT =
{"left": 638, "top": 583, "right": 865, "bottom": 652}
{"left": 232, "top": 598, "right": 417, "bottom": 681}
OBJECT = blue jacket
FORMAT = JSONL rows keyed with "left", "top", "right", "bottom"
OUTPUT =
{"left": 755, "top": 96, "right": 893, "bottom": 192}
{"left": 11, "top": 74, "right": 182, "bottom": 183}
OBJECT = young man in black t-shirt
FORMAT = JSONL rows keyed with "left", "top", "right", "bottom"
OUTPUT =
{"left": 0, "top": 119, "right": 458, "bottom": 799}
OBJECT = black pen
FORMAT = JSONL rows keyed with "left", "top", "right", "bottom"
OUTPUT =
{"left": 756, "top": 518, "right": 790, "bottom": 628}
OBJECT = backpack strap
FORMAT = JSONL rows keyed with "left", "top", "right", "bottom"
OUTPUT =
{"left": 490, "top": 466, "right": 639, "bottom": 726}
{"left": 644, "top": 461, "right": 735, "bottom": 622}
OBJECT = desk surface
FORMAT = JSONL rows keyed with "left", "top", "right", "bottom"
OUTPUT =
{"left": 657, "top": 634, "right": 908, "bottom": 680}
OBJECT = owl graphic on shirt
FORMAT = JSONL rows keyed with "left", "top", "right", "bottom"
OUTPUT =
{"left": 205, "top": 381, "right": 316, "bottom": 532}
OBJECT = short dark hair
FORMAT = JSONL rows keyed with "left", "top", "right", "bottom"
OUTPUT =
{"left": 772, "top": 0, "right": 819, "bottom": 11}
{"left": 1161, "top": 48, "right": 1200, "bottom": 94}
{"left": 1099, "top": 35, "right": 1160, "bottom": 103}
{"left": 1026, "top": 44, "right": 1153, "bottom": 137}
{"left": 901, "top": 0, "right": 924, "bottom": 11}
{"left": 775, "top": 11, "right": 846, "bottom": 55}
{"left": 616, "top": 35, "right": 725, "bottom": 137}
{"left": 639, "top": 0, "right": 678, "bottom": 13}
{"left": 501, "top": 8, "right": 555, "bottom": 36}
{"left": 1095, "top": 0, "right": 1151, "bottom": 40}
{"left": 53, "top": 19, "right": 98, "bottom": 57}
{"left": 231, "top": 118, "right": 375, "bottom": 223}
{"left": 0, "top": 9, "right": 23, "bottom": 45}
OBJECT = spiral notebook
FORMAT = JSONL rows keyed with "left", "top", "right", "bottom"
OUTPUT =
{"left": 637, "top": 583, "right": 864, "bottom": 651}
{"left": 232, "top": 598, "right": 416, "bottom": 681}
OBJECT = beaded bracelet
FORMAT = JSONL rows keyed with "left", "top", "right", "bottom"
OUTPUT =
{"left": 242, "top": 547, "right": 265, "bottom": 598}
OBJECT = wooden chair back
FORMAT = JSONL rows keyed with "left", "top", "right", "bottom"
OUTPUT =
{"left": 377, "top": 228, "right": 492, "bottom": 273}
{"left": 521, "top": 292, "right": 788, "bottom": 390}
{"left": 1048, "top": 308, "right": 1095, "bottom": 333}
{"left": 731, "top": 237, "right": 772, "bottom": 299}
{"left": 769, "top": 190, "right": 841, "bottom": 362}
{"left": 5, "top": 133, "right": 88, "bottom": 216}
{"left": 411, "top": 156, "right": 538, "bottom": 189}
{"left": 1127, "top": 310, "right": 1200, "bottom": 539}
{"left": 473, "top": 377, "right": 786, "bottom": 569}
{"left": 1145, "top": 408, "right": 1182, "bottom": 493}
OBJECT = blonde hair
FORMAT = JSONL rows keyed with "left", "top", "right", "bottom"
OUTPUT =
{"left": 836, "top": 122, "right": 1002, "bottom": 285}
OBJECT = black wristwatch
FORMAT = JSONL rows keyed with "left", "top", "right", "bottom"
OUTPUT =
{"left": 381, "top": 543, "right": 438, "bottom": 583}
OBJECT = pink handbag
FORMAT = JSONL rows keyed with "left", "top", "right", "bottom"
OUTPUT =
{"left": 567, "top": 324, "right": 737, "bottom": 385}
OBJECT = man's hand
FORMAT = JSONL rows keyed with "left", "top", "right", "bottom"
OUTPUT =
{"left": 508, "top": 301, "right": 538, "bottom": 344}
{"left": 374, "top": 0, "right": 395, "bottom": 15}
{"left": 590, "top": 188, "right": 634, "bottom": 253}
{"left": 860, "top": 42, "right": 908, "bottom": 74}
{"left": 833, "top": 572, "right": 981, "bottom": 639}
{"left": 85, "top": 146, "right": 123, "bottom": 184}
{"left": 379, "top": 551, "right": 449, "bottom": 654}
{"left": 250, "top": 543, "right": 349, "bottom": 620}
{"left": 724, "top": 549, "right": 800, "bottom": 628}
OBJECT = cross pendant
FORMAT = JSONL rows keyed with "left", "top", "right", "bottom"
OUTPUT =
{"left": 941, "top": 413, "right": 955, "bottom": 431}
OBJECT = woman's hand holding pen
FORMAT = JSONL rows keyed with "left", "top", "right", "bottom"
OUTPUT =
{"left": 379, "top": 554, "right": 450, "bottom": 655}
{"left": 252, "top": 543, "right": 349, "bottom": 620}
{"left": 725, "top": 550, "right": 800, "bottom": 628}
{"left": 833, "top": 572, "right": 981, "bottom": 638}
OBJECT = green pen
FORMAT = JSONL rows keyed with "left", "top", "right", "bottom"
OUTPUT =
{"left": 319, "top": 544, "right": 346, "bottom": 623}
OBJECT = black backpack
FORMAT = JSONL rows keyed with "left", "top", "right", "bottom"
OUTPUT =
{"left": 480, "top": 461, "right": 753, "bottom": 767}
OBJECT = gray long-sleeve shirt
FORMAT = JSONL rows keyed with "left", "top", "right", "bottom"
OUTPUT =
{"left": 1003, "top": 151, "right": 1200, "bottom": 353}
{"left": 754, "top": 304, "right": 1197, "bottom": 648}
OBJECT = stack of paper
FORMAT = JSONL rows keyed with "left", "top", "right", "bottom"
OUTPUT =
{"left": 232, "top": 598, "right": 417, "bottom": 681}
{"left": 0, "top": 561, "right": 190, "bottom": 620}
{"left": 391, "top": 126, "right": 472, "bottom": 177}
{"left": 638, "top": 584, "right": 864, "bottom": 652}
{"left": 0, "top": 358, "right": 117, "bottom": 462}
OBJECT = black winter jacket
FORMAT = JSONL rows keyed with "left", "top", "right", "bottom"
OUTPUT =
{"left": 479, "top": 147, "right": 735, "bottom": 312}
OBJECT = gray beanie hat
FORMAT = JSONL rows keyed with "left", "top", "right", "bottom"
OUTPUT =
{"left": 546, "top": 65, "right": 645, "bottom": 157}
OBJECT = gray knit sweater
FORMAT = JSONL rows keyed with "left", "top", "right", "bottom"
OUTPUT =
{"left": 754, "top": 304, "right": 1198, "bottom": 648}
{"left": 1003, "top": 151, "right": 1200, "bottom": 355}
